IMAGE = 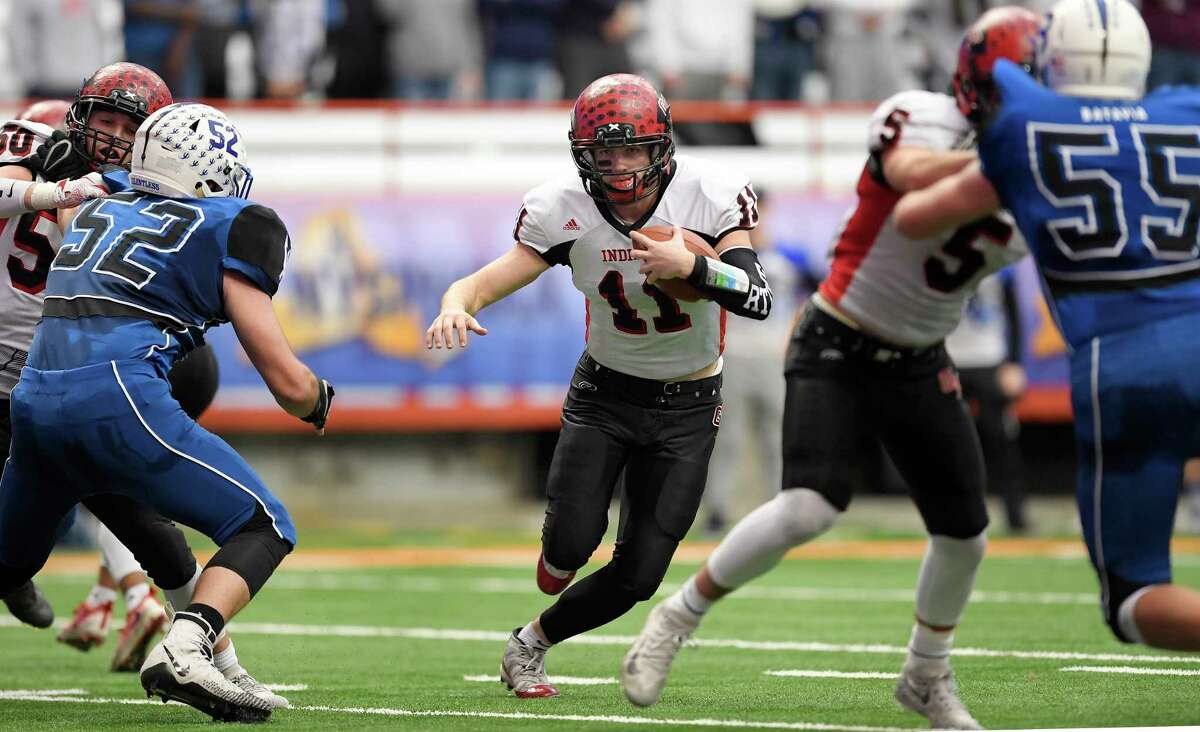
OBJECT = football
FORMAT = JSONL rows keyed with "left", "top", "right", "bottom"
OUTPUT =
{"left": 631, "top": 226, "right": 719, "bottom": 302}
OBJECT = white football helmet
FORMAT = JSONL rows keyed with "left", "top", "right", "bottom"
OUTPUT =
{"left": 1039, "top": 0, "right": 1151, "bottom": 99}
{"left": 128, "top": 103, "right": 254, "bottom": 199}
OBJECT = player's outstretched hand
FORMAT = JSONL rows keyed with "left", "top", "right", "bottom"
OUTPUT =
{"left": 301, "top": 378, "right": 334, "bottom": 435}
{"left": 54, "top": 172, "right": 109, "bottom": 208}
{"left": 27, "top": 130, "right": 92, "bottom": 182}
{"left": 426, "top": 310, "right": 488, "bottom": 350}
{"left": 630, "top": 225, "right": 693, "bottom": 284}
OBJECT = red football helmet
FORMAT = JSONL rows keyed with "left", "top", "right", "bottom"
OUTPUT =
{"left": 67, "top": 62, "right": 173, "bottom": 169}
{"left": 18, "top": 99, "right": 71, "bottom": 130}
{"left": 953, "top": 6, "right": 1041, "bottom": 124}
{"left": 569, "top": 74, "right": 674, "bottom": 204}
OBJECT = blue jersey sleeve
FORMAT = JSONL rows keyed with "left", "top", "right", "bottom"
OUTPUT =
{"left": 978, "top": 60, "right": 1044, "bottom": 191}
{"left": 219, "top": 204, "right": 290, "bottom": 297}
{"left": 100, "top": 167, "right": 131, "bottom": 194}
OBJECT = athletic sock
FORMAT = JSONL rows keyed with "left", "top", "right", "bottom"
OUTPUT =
{"left": 904, "top": 622, "right": 954, "bottom": 678}
{"left": 517, "top": 622, "right": 551, "bottom": 651}
{"left": 213, "top": 641, "right": 239, "bottom": 674}
{"left": 668, "top": 577, "right": 712, "bottom": 618}
{"left": 175, "top": 603, "right": 225, "bottom": 644}
{"left": 86, "top": 585, "right": 118, "bottom": 607}
{"left": 124, "top": 582, "right": 151, "bottom": 611}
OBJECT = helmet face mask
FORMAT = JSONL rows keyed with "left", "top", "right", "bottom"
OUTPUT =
{"left": 953, "top": 6, "right": 1042, "bottom": 125}
{"left": 129, "top": 103, "right": 254, "bottom": 200}
{"left": 67, "top": 62, "right": 172, "bottom": 170}
{"left": 569, "top": 74, "right": 674, "bottom": 205}
{"left": 1038, "top": 0, "right": 1150, "bottom": 99}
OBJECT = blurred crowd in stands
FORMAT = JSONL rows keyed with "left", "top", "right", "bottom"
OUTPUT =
{"left": 4, "top": 0, "right": 1196, "bottom": 105}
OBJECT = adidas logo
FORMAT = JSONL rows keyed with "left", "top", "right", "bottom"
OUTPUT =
{"left": 562, "top": 218, "right": 581, "bottom": 231}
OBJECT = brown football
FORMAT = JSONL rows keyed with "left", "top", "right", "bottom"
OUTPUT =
{"left": 631, "top": 226, "right": 719, "bottom": 302}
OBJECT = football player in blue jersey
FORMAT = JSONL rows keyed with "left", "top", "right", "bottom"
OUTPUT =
{"left": 0, "top": 102, "right": 334, "bottom": 722}
{"left": 895, "top": 0, "right": 1200, "bottom": 651}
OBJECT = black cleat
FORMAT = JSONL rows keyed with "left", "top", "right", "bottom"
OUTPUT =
{"left": 3, "top": 580, "right": 54, "bottom": 628}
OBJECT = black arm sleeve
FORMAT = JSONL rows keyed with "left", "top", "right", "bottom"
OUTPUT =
{"left": 686, "top": 246, "right": 773, "bottom": 320}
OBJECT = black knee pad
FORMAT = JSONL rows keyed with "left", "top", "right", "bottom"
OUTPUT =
{"left": 82, "top": 494, "right": 197, "bottom": 590}
{"left": 542, "top": 513, "right": 606, "bottom": 572}
{"left": 167, "top": 343, "right": 220, "bottom": 420}
{"left": 207, "top": 505, "right": 293, "bottom": 597}
{"left": 1102, "top": 570, "right": 1148, "bottom": 644}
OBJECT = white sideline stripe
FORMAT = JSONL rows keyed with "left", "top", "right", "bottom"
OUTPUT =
{"left": 764, "top": 670, "right": 896, "bottom": 680}
{"left": 0, "top": 690, "right": 916, "bottom": 731}
{"left": 1060, "top": 665, "right": 1200, "bottom": 677}
{"left": 4, "top": 615, "right": 1198, "bottom": 665}
{"left": 110, "top": 361, "right": 286, "bottom": 542}
{"left": 463, "top": 674, "right": 616, "bottom": 685}
{"left": 265, "top": 683, "right": 309, "bottom": 691}
{"left": 0, "top": 689, "right": 88, "bottom": 698}
{"left": 260, "top": 573, "right": 1099, "bottom": 606}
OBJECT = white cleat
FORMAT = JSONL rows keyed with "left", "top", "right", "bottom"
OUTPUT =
{"left": 226, "top": 666, "right": 291, "bottom": 709}
{"left": 139, "top": 621, "right": 273, "bottom": 723}
{"left": 111, "top": 590, "right": 168, "bottom": 672}
{"left": 621, "top": 601, "right": 699, "bottom": 707}
{"left": 57, "top": 599, "right": 113, "bottom": 651}
{"left": 500, "top": 630, "right": 559, "bottom": 698}
{"left": 894, "top": 668, "right": 983, "bottom": 730}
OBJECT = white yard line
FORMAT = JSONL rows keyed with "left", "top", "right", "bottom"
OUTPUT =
{"left": 0, "top": 689, "right": 916, "bottom": 731}
{"left": 463, "top": 675, "right": 616, "bottom": 685}
{"left": 251, "top": 574, "right": 1099, "bottom": 606}
{"left": 13, "top": 614, "right": 1193, "bottom": 667}
{"left": 1060, "top": 665, "right": 1200, "bottom": 677}
{"left": 764, "top": 670, "right": 896, "bottom": 680}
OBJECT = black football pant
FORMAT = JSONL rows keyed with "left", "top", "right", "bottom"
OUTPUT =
{"left": 538, "top": 353, "right": 722, "bottom": 643}
{"left": 781, "top": 307, "right": 989, "bottom": 539}
{"left": 0, "top": 344, "right": 219, "bottom": 592}
{"left": 959, "top": 366, "right": 1027, "bottom": 531}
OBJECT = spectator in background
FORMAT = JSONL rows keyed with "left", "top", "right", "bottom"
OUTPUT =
{"left": 249, "top": 0, "right": 325, "bottom": 99}
{"left": 703, "top": 189, "right": 822, "bottom": 533}
{"left": 377, "top": 0, "right": 481, "bottom": 100}
{"left": 645, "top": 0, "right": 753, "bottom": 103}
{"left": 1142, "top": 0, "right": 1200, "bottom": 90}
{"left": 944, "top": 271, "right": 1030, "bottom": 534}
{"left": 823, "top": 0, "right": 920, "bottom": 102}
{"left": 323, "top": 0, "right": 388, "bottom": 98}
{"left": 555, "top": 0, "right": 637, "bottom": 100}
{"left": 192, "top": 1, "right": 245, "bottom": 99}
{"left": 478, "top": 0, "right": 564, "bottom": 101}
{"left": 123, "top": 1, "right": 201, "bottom": 98}
{"left": 8, "top": 0, "right": 123, "bottom": 99}
{"left": 751, "top": 0, "right": 822, "bottom": 101}
{"left": 643, "top": 0, "right": 754, "bottom": 145}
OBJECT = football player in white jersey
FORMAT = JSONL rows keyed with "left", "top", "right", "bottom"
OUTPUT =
{"left": 427, "top": 73, "right": 772, "bottom": 698}
{"left": 0, "top": 66, "right": 287, "bottom": 709}
{"left": 620, "top": 10, "right": 1039, "bottom": 730}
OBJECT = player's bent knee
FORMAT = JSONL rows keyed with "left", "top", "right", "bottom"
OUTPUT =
{"left": 775, "top": 487, "right": 840, "bottom": 544}
{"left": 1103, "top": 572, "right": 1154, "bottom": 644}
{"left": 207, "top": 506, "right": 293, "bottom": 597}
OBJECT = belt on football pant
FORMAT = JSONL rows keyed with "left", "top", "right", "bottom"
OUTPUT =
{"left": 579, "top": 352, "right": 721, "bottom": 405}
{"left": 800, "top": 305, "right": 942, "bottom": 363}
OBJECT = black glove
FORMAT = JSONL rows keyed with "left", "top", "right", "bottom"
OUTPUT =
{"left": 300, "top": 378, "right": 335, "bottom": 431}
{"left": 24, "top": 130, "right": 92, "bottom": 182}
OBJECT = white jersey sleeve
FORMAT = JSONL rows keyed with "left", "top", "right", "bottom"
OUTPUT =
{"left": 0, "top": 120, "right": 52, "bottom": 166}
{"left": 698, "top": 161, "right": 758, "bottom": 240}
{"left": 514, "top": 174, "right": 578, "bottom": 266}
{"left": 867, "top": 90, "right": 971, "bottom": 155}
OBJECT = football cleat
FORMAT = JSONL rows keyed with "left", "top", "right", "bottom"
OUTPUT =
{"left": 894, "top": 668, "right": 983, "bottom": 730}
{"left": 536, "top": 554, "right": 575, "bottom": 595}
{"left": 57, "top": 598, "right": 113, "bottom": 651}
{"left": 500, "top": 629, "right": 559, "bottom": 698}
{"left": 225, "top": 666, "right": 291, "bottom": 709}
{"left": 2, "top": 580, "right": 54, "bottom": 629}
{"left": 140, "top": 620, "right": 272, "bottom": 722}
{"left": 111, "top": 589, "right": 168, "bottom": 672}
{"left": 621, "top": 601, "right": 699, "bottom": 707}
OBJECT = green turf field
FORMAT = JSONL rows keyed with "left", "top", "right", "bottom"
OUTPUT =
{"left": 2, "top": 549, "right": 1197, "bottom": 730}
